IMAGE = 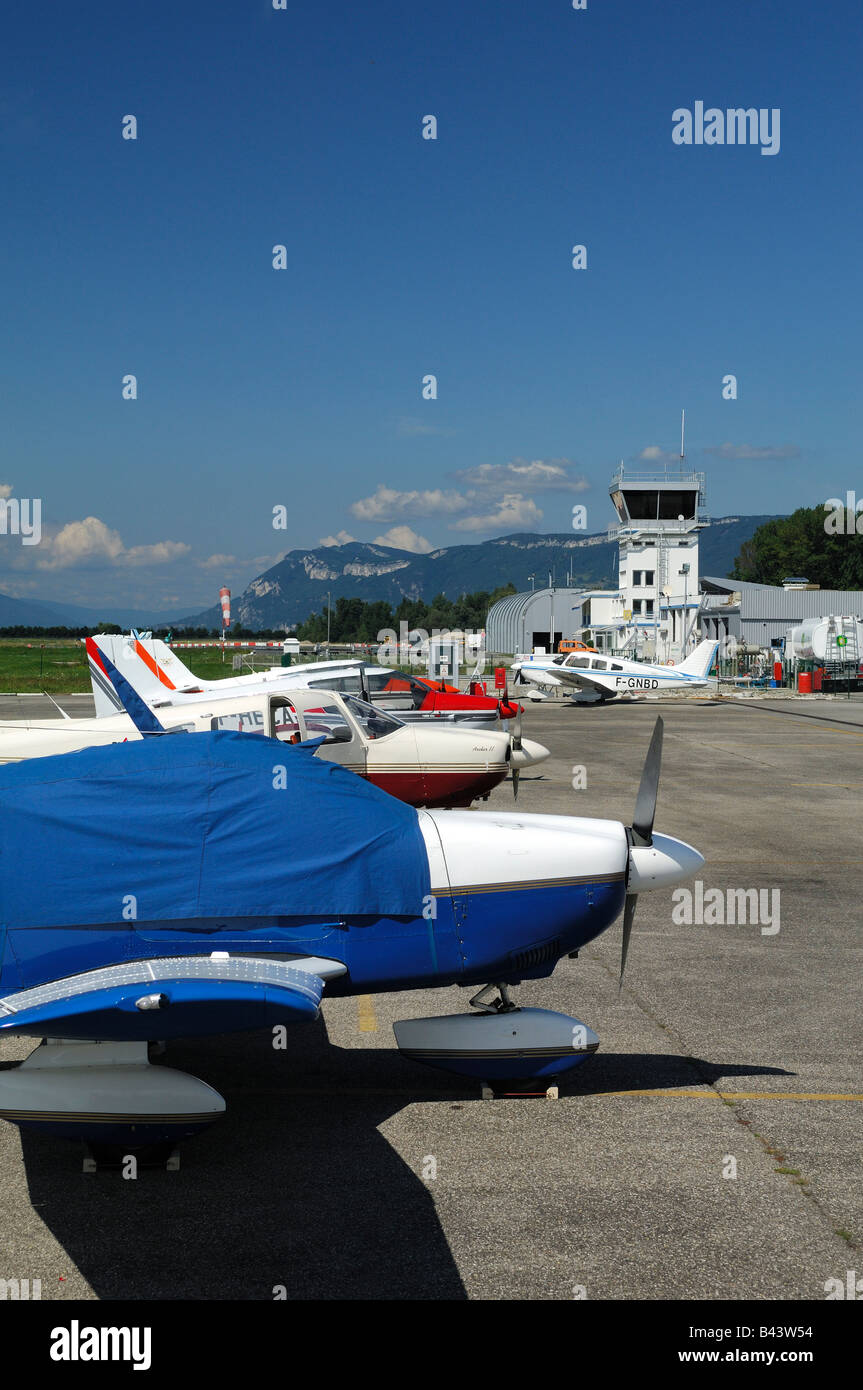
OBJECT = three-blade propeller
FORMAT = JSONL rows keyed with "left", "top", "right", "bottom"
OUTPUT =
{"left": 510, "top": 709, "right": 523, "bottom": 799}
{"left": 620, "top": 716, "right": 664, "bottom": 990}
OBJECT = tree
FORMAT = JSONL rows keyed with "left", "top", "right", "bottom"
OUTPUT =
{"left": 293, "top": 582, "right": 517, "bottom": 643}
{"left": 731, "top": 505, "right": 863, "bottom": 589}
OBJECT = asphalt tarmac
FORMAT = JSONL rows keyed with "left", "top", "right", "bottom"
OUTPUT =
{"left": 0, "top": 691, "right": 860, "bottom": 1300}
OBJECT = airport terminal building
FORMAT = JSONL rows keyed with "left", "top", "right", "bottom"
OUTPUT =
{"left": 487, "top": 461, "right": 707, "bottom": 660}
{"left": 487, "top": 456, "right": 863, "bottom": 661}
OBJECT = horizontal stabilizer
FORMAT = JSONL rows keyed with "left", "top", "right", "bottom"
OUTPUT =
{"left": 520, "top": 667, "right": 562, "bottom": 688}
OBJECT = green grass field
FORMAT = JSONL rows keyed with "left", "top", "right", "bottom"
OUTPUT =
{"left": 0, "top": 640, "right": 465, "bottom": 697}
{"left": 0, "top": 641, "right": 273, "bottom": 694}
{"left": 0, "top": 641, "right": 90, "bottom": 693}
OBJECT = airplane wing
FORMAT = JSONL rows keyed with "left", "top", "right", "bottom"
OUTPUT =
{"left": 520, "top": 665, "right": 611, "bottom": 695}
{"left": 0, "top": 954, "right": 347, "bottom": 1041}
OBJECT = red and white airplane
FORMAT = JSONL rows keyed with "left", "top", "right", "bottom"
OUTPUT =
{"left": 87, "top": 635, "right": 520, "bottom": 728}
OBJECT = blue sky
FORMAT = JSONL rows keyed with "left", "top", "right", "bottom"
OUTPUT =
{"left": 1, "top": 0, "right": 860, "bottom": 609}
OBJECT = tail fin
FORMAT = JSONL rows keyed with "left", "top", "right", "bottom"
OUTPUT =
{"left": 88, "top": 634, "right": 204, "bottom": 713}
{"left": 677, "top": 639, "right": 719, "bottom": 679}
{"left": 128, "top": 637, "right": 204, "bottom": 695}
{"left": 86, "top": 636, "right": 125, "bottom": 716}
{"left": 96, "top": 650, "right": 167, "bottom": 735}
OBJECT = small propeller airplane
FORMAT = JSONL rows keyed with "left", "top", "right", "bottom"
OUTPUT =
{"left": 87, "top": 634, "right": 520, "bottom": 728}
{"left": 0, "top": 656, "right": 548, "bottom": 808}
{"left": 512, "top": 639, "right": 719, "bottom": 702}
{"left": 0, "top": 716, "right": 702, "bottom": 1163}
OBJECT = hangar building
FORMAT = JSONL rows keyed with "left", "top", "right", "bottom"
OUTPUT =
{"left": 700, "top": 577, "right": 863, "bottom": 650}
{"left": 485, "top": 586, "right": 594, "bottom": 657}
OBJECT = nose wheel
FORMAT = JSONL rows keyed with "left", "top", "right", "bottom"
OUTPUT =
{"left": 468, "top": 982, "right": 517, "bottom": 1014}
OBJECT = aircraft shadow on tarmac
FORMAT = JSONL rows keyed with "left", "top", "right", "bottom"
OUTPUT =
{"left": 17, "top": 1026, "right": 791, "bottom": 1301}
{"left": 19, "top": 1017, "right": 469, "bottom": 1302}
{"left": 558, "top": 1051, "right": 794, "bottom": 1095}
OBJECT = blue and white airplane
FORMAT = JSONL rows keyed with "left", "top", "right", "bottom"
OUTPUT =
{"left": 513, "top": 639, "right": 719, "bottom": 701}
{"left": 0, "top": 718, "right": 702, "bottom": 1160}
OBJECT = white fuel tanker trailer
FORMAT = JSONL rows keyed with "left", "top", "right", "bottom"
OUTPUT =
{"left": 786, "top": 615, "right": 863, "bottom": 663}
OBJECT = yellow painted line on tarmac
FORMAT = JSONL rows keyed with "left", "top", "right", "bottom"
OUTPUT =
{"left": 356, "top": 994, "right": 378, "bottom": 1033}
{"left": 719, "top": 1092, "right": 863, "bottom": 1102}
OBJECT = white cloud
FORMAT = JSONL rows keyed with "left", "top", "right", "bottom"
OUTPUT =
{"left": 452, "top": 493, "right": 544, "bottom": 532}
{"left": 199, "top": 553, "right": 238, "bottom": 569}
{"left": 372, "top": 525, "right": 433, "bottom": 553}
{"left": 0, "top": 483, "right": 13, "bottom": 500}
{"left": 40, "top": 517, "right": 124, "bottom": 567}
{"left": 350, "top": 461, "right": 585, "bottom": 540}
{"left": 318, "top": 530, "right": 357, "bottom": 547}
{"left": 33, "top": 516, "right": 190, "bottom": 570}
{"left": 123, "top": 540, "right": 190, "bottom": 567}
{"left": 637, "top": 446, "right": 681, "bottom": 465}
{"left": 350, "top": 485, "right": 469, "bottom": 522}
{"left": 452, "top": 459, "right": 589, "bottom": 493}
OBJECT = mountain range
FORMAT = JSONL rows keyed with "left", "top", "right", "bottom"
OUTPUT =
{"left": 179, "top": 516, "right": 776, "bottom": 630}
{"left": 0, "top": 517, "right": 777, "bottom": 632}
{"left": 0, "top": 592, "right": 185, "bottom": 630}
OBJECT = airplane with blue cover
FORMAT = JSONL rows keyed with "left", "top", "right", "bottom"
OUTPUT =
{"left": 0, "top": 718, "right": 702, "bottom": 1162}
{"left": 512, "top": 639, "right": 719, "bottom": 701}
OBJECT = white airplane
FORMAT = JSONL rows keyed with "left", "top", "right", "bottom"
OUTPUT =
{"left": 0, "top": 676, "right": 548, "bottom": 808}
{"left": 512, "top": 639, "right": 719, "bottom": 702}
{"left": 86, "top": 635, "right": 518, "bottom": 729}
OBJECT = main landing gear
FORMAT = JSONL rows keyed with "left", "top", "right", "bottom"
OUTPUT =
{"left": 468, "top": 982, "right": 517, "bottom": 1014}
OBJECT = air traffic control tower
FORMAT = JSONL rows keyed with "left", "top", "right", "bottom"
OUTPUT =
{"left": 608, "top": 453, "right": 707, "bottom": 662}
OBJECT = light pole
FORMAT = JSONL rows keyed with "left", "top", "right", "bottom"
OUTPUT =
{"left": 549, "top": 579, "right": 555, "bottom": 653}
{"left": 326, "top": 590, "right": 331, "bottom": 651}
{"left": 680, "top": 563, "right": 690, "bottom": 654}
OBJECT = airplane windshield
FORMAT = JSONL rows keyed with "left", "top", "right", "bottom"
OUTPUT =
{"left": 272, "top": 702, "right": 353, "bottom": 744}
{"left": 342, "top": 695, "right": 403, "bottom": 739}
{"left": 364, "top": 670, "right": 427, "bottom": 710}
{"left": 306, "top": 673, "right": 363, "bottom": 693}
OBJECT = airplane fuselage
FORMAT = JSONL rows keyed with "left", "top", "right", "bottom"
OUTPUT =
{"left": 514, "top": 650, "right": 714, "bottom": 699}
{"left": 0, "top": 811, "right": 631, "bottom": 1018}
{"left": 0, "top": 695, "right": 547, "bottom": 809}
